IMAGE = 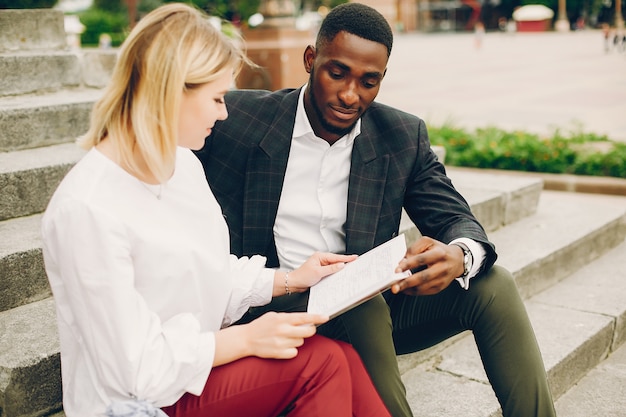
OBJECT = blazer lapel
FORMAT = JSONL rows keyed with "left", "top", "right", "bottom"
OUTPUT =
{"left": 345, "top": 124, "right": 389, "bottom": 255}
{"left": 242, "top": 89, "right": 301, "bottom": 256}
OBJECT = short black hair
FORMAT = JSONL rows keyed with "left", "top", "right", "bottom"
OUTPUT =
{"left": 316, "top": 2, "right": 393, "bottom": 57}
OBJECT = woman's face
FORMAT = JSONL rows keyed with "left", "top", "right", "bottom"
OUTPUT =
{"left": 178, "top": 71, "right": 232, "bottom": 150}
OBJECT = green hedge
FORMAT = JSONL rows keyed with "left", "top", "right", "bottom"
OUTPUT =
{"left": 78, "top": 8, "right": 128, "bottom": 47}
{"left": 428, "top": 124, "right": 626, "bottom": 178}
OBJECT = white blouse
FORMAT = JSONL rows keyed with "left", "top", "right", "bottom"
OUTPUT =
{"left": 41, "top": 147, "right": 274, "bottom": 417}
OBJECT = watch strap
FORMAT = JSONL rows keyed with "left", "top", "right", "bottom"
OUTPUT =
{"left": 452, "top": 242, "right": 473, "bottom": 279}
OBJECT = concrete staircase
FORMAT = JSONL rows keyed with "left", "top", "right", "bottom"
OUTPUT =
{"left": 398, "top": 172, "right": 626, "bottom": 416}
{"left": 1, "top": 8, "right": 625, "bottom": 417}
{"left": 0, "top": 8, "right": 114, "bottom": 417}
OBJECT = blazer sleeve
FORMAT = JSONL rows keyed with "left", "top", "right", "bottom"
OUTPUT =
{"left": 402, "top": 118, "right": 498, "bottom": 272}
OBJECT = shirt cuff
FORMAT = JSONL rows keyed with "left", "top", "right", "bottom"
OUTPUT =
{"left": 450, "top": 237, "right": 487, "bottom": 290}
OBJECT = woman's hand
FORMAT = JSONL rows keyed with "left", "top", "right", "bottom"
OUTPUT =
{"left": 279, "top": 252, "right": 358, "bottom": 295}
{"left": 213, "top": 312, "right": 328, "bottom": 365}
{"left": 245, "top": 312, "right": 328, "bottom": 359}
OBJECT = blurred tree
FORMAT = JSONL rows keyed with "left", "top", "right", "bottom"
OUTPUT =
{"left": 138, "top": 0, "right": 163, "bottom": 15}
{"left": 78, "top": 0, "right": 265, "bottom": 46}
{"left": 160, "top": 0, "right": 261, "bottom": 22}
{"left": 490, "top": 0, "right": 519, "bottom": 20}
{"left": 521, "top": 0, "right": 554, "bottom": 7}
{"left": 79, "top": 0, "right": 128, "bottom": 46}
{"left": 566, "top": 0, "right": 596, "bottom": 22}
{"left": 93, "top": 0, "right": 125, "bottom": 12}
{"left": 79, "top": 6, "right": 128, "bottom": 46}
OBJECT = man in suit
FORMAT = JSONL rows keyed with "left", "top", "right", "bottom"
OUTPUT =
{"left": 195, "top": 3, "right": 555, "bottom": 416}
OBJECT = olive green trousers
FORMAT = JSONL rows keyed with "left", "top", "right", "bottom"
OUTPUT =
{"left": 239, "top": 265, "right": 556, "bottom": 417}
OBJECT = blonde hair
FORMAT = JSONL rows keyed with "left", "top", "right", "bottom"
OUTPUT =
{"left": 80, "top": 3, "right": 246, "bottom": 182}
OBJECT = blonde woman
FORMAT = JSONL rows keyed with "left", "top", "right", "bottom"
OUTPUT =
{"left": 41, "top": 4, "right": 391, "bottom": 417}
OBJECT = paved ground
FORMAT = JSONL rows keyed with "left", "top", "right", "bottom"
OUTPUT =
{"left": 376, "top": 29, "right": 626, "bottom": 142}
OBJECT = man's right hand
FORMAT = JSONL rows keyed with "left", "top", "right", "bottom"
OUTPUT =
{"left": 393, "top": 236, "right": 465, "bottom": 296}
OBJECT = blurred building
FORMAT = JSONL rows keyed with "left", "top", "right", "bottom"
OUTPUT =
{"left": 349, "top": 0, "right": 487, "bottom": 33}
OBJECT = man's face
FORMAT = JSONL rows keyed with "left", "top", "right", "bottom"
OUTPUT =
{"left": 303, "top": 31, "right": 388, "bottom": 144}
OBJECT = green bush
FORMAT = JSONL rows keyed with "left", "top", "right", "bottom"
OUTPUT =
{"left": 92, "top": 0, "right": 125, "bottom": 13}
{"left": 78, "top": 7, "right": 128, "bottom": 46}
{"left": 77, "top": 0, "right": 259, "bottom": 47}
{"left": 573, "top": 143, "right": 626, "bottom": 177}
{"left": 429, "top": 124, "right": 626, "bottom": 179}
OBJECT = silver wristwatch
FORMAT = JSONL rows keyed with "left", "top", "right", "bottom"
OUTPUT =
{"left": 452, "top": 242, "right": 473, "bottom": 279}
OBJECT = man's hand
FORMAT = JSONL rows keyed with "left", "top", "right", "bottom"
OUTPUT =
{"left": 392, "top": 236, "right": 465, "bottom": 296}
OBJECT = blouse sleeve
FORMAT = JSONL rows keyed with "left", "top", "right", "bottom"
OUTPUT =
{"left": 42, "top": 200, "right": 214, "bottom": 406}
{"left": 221, "top": 255, "right": 274, "bottom": 327}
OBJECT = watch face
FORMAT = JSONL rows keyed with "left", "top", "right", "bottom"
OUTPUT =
{"left": 463, "top": 250, "right": 471, "bottom": 275}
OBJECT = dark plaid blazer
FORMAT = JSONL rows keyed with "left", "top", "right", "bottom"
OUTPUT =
{"left": 195, "top": 88, "right": 497, "bottom": 272}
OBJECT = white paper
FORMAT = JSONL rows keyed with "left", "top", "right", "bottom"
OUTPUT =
{"left": 307, "top": 235, "right": 410, "bottom": 318}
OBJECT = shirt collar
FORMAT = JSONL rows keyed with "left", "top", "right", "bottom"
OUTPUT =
{"left": 293, "top": 85, "right": 361, "bottom": 146}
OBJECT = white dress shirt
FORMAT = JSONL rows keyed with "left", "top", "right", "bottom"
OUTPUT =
{"left": 273, "top": 88, "right": 485, "bottom": 289}
{"left": 42, "top": 147, "right": 274, "bottom": 417}
{"left": 274, "top": 88, "right": 359, "bottom": 270}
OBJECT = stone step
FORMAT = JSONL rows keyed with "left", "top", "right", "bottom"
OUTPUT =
{"left": 397, "top": 192, "right": 626, "bottom": 416}
{"left": 449, "top": 166, "right": 626, "bottom": 197}
{"left": 492, "top": 190, "right": 626, "bottom": 299}
{"left": 400, "top": 169, "right": 544, "bottom": 245}
{"left": 0, "top": 213, "right": 48, "bottom": 314}
{"left": 0, "top": 298, "right": 62, "bottom": 417}
{"left": 0, "top": 51, "right": 83, "bottom": 97}
{"left": 0, "top": 9, "right": 66, "bottom": 53}
{"left": 448, "top": 167, "right": 543, "bottom": 231}
{"left": 0, "top": 89, "right": 102, "bottom": 151}
{"left": 399, "top": 239, "right": 626, "bottom": 417}
{"left": 0, "top": 168, "right": 542, "bottom": 416}
{"left": 0, "top": 49, "right": 116, "bottom": 98}
{"left": 26, "top": 190, "right": 626, "bottom": 417}
{"left": 0, "top": 161, "right": 541, "bottom": 313}
{"left": 531, "top": 239, "right": 626, "bottom": 397}
{"left": 79, "top": 49, "right": 118, "bottom": 89}
{"left": 0, "top": 143, "right": 86, "bottom": 221}
{"left": 554, "top": 338, "right": 626, "bottom": 416}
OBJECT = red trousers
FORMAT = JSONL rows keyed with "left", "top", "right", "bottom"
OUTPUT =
{"left": 161, "top": 335, "right": 391, "bottom": 417}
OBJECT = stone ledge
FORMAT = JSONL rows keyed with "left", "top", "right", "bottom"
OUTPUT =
{"left": 0, "top": 143, "right": 86, "bottom": 221}
{"left": 490, "top": 190, "right": 626, "bottom": 299}
{"left": 0, "top": 52, "right": 81, "bottom": 96}
{"left": 0, "top": 9, "right": 66, "bottom": 53}
{"left": 0, "top": 298, "right": 62, "bottom": 417}
{"left": 399, "top": 219, "right": 626, "bottom": 417}
{"left": 0, "top": 88, "right": 102, "bottom": 151}
{"left": 447, "top": 166, "right": 626, "bottom": 197}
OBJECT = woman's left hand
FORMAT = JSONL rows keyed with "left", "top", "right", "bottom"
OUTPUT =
{"left": 289, "top": 252, "right": 358, "bottom": 292}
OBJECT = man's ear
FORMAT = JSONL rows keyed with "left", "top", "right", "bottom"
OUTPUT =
{"left": 303, "top": 45, "right": 315, "bottom": 74}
